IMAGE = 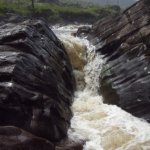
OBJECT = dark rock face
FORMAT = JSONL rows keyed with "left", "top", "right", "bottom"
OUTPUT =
{"left": 76, "top": 26, "right": 91, "bottom": 37}
{"left": 0, "top": 13, "right": 25, "bottom": 25}
{"left": 0, "top": 20, "right": 75, "bottom": 142}
{"left": 0, "top": 126, "right": 54, "bottom": 150}
{"left": 89, "top": 0, "right": 150, "bottom": 122}
{"left": 56, "top": 138, "right": 84, "bottom": 150}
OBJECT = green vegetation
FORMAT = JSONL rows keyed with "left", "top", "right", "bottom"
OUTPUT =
{"left": 0, "top": 0, "right": 121, "bottom": 23}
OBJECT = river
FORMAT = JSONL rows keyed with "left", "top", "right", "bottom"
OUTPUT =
{"left": 52, "top": 25, "right": 150, "bottom": 150}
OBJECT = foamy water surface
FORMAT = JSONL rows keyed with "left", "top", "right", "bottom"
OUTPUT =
{"left": 52, "top": 25, "right": 150, "bottom": 150}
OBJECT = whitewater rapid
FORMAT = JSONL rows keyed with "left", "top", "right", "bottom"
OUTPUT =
{"left": 52, "top": 25, "right": 150, "bottom": 150}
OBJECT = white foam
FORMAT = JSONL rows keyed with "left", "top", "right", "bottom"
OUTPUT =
{"left": 53, "top": 25, "right": 150, "bottom": 150}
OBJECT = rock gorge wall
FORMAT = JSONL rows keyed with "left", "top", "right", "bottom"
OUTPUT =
{"left": 89, "top": 0, "right": 150, "bottom": 122}
{"left": 0, "top": 20, "right": 75, "bottom": 149}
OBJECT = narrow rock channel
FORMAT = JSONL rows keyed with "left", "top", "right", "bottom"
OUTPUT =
{"left": 53, "top": 25, "right": 150, "bottom": 150}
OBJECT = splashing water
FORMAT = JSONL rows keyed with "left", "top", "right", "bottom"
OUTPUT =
{"left": 53, "top": 25, "right": 150, "bottom": 150}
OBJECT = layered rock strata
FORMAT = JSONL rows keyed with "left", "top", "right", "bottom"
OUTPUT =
{"left": 89, "top": 0, "right": 150, "bottom": 122}
{"left": 0, "top": 19, "right": 75, "bottom": 148}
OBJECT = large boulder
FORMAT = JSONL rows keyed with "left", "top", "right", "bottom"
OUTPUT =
{"left": 0, "top": 20, "right": 75, "bottom": 142}
{"left": 89, "top": 0, "right": 150, "bottom": 122}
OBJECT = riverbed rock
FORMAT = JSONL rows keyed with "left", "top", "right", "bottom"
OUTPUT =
{"left": 76, "top": 26, "right": 91, "bottom": 37}
{"left": 89, "top": 0, "right": 150, "bottom": 122}
{"left": 56, "top": 138, "right": 84, "bottom": 150}
{"left": 0, "top": 13, "right": 25, "bottom": 25}
{"left": 0, "top": 19, "right": 75, "bottom": 142}
{"left": 0, "top": 126, "right": 54, "bottom": 150}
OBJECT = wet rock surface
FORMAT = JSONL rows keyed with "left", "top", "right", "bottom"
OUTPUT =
{"left": 76, "top": 26, "right": 91, "bottom": 37}
{"left": 55, "top": 138, "right": 84, "bottom": 150}
{"left": 0, "top": 13, "right": 25, "bottom": 25}
{"left": 89, "top": 0, "right": 150, "bottom": 122}
{"left": 0, "top": 19, "right": 75, "bottom": 145}
{"left": 0, "top": 126, "right": 54, "bottom": 150}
